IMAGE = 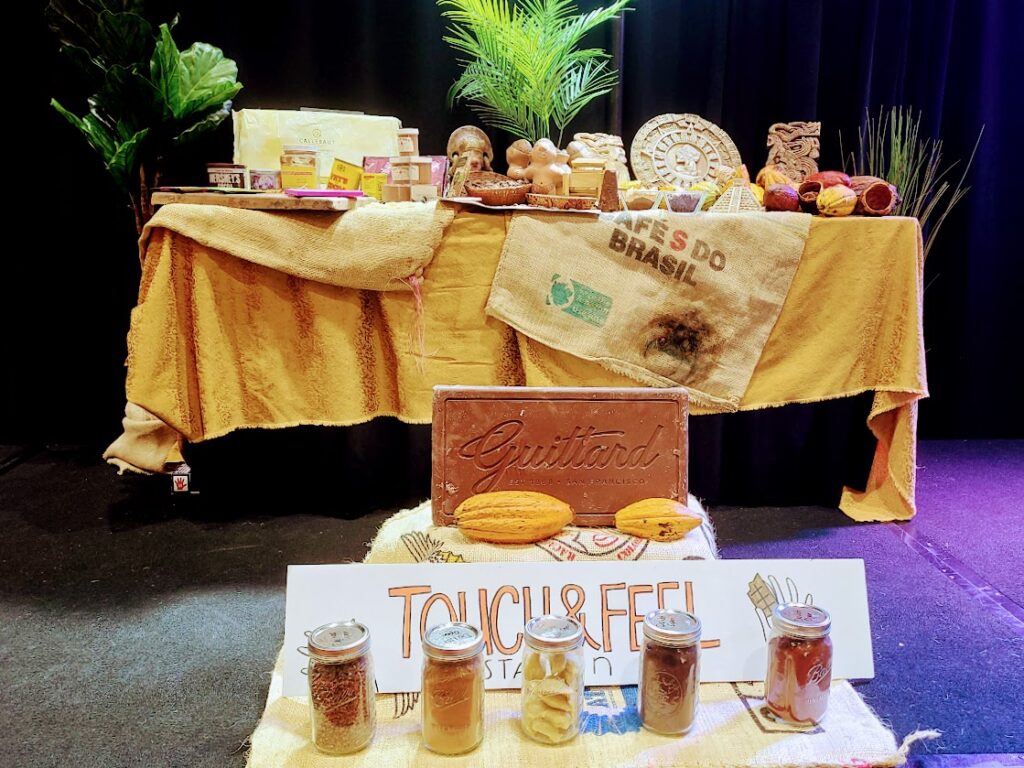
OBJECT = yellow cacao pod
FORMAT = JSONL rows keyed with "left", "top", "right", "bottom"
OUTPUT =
{"left": 756, "top": 164, "right": 795, "bottom": 189}
{"left": 687, "top": 180, "right": 721, "bottom": 210}
{"left": 454, "top": 491, "right": 573, "bottom": 543}
{"left": 816, "top": 184, "right": 857, "bottom": 216}
{"left": 614, "top": 498, "right": 702, "bottom": 542}
{"left": 749, "top": 183, "right": 765, "bottom": 205}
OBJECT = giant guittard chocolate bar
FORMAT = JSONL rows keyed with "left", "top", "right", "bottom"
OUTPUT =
{"left": 432, "top": 386, "right": 688, "bottom": 526}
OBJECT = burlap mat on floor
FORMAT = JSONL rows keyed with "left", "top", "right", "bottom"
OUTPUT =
{"left": 247, "top": 651, "right": 928, "bottom": 768}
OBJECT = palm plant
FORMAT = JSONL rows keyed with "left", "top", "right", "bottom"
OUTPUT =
{"left": 842, "top": 106, "right": 983, "bottom": 260}
{"left": 438, "top": 0, "right": 632, "bottom": 144}
{"left": 49, "top": 0, "right": 242, "bottom": 235}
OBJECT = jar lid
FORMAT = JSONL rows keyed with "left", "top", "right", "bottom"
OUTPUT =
{"left": 524, "top": 614, "right": 584, "bottom": 651}
{"left": 389, "top": 156, "right": 414, "bottom": 164}
{"left": 282, "top": 144, "right": 318, "bottom": 153}
{"left": 410, "top": 156, "right": 432, "bottom": 163}
{"left": 398, "top": 128, "right": 419, "bottom": 135}
{"left": 643, "top": 609, "right": 701, "bottom": 646}
{"left": 773, "top": 603, "right": 831, "bottom": 639}
{"left": 250, "top": 169, "right": 280, "bottom": 175}
{"left": 423, "top": 622, "right": 484, "bottom": 660}
{"left": 308, "top": 620, "right": 370, "bottom": 660}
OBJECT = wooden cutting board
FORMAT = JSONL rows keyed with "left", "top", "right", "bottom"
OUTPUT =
{"left": 151, "top": 191, "right": 364, "bottom": 211}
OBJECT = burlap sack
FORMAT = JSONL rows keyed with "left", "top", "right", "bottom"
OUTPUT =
{"left": 140, "top": 201, "right": 455, "bottom": 290}
{"left": 248, "top": 652, "right": 932, "bottom": 768}
{"left": 363, "top": 498, "right": 718, "bottom": 564}
{"left": 486, "top": 211, "right": 811, "bottom": 410}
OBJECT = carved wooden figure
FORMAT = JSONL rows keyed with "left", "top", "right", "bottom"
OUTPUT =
{"left": 766, "top": 121, "right": 821, "bottom": 183}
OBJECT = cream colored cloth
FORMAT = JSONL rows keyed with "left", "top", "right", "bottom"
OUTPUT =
{"left": 364, "top": 497, "right": 717, "bottom": 564}
{"left": 487, "top": 211, "right": 811, "bottom": 410}
{"left": 102, "top": 402, "right": 180, "bottom": 474}
{"left": 140, "top": 201, "right": 455, "bottom": 290}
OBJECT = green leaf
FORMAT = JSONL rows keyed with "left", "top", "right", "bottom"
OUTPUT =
{"left": 171, "top": 101, "right": 233, "bottom": 146}
{"left": 175, "top": 42, "right": 243, "bottom": 116}
{"left": 151, "top": 23, "right": 242, "bottom": 121}
{"left": 51, "top": 97, "right": 117, "bottom": 163}
{"left": 105, "top": 128, "right": 150, "bottom": 187}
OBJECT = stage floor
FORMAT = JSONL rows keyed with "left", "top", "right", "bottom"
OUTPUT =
{"left": 0, "top": 440, "right": 1021, "bottom": 766}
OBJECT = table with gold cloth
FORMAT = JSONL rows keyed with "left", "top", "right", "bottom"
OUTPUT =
{"left": 121, "top": 208, "right": 926, "bottom": 522}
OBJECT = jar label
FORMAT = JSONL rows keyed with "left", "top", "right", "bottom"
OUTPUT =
{"left": 398, "top": 136, "right": 416, "bottom": 153}
{"left": 391, "top": 165, "right": 412, "bottom": 182}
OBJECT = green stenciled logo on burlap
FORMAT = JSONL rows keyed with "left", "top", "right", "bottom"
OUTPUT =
{"left": 546, "top": 274, "right": 612, "bottom": 328}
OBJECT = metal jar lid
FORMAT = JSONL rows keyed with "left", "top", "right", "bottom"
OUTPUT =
{"left": 308, "top": 620, "right": 371, "bottom": 661}
{"left": 423, "top": 622, "right": 484, "bottom": 661}
{"left": 281, "top": 144, "right": 318, "bottom": 154}
{"left": 772, "top": 603, "right": 832, "bottom": 639}
{"left": 524, "top": 615, "right": 584, "bottom": 652}
{"left": 643, "top": 609, "right": 702, "bottom": 646}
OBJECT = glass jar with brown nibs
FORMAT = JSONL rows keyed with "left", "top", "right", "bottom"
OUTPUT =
{"left": 306, "top": 620, "right": 376, "bottom": 754}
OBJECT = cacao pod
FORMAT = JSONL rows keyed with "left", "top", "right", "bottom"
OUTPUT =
{"left": 756, "top": 164, "right": 795, "bottom": 189}
{"left": 798, "top": 180, "right": 823, "bottom": 213}
{"left": 764, "top": 183, "right": 800, "bottom": 212}
{"left": 614, "top": 498, "right": 702, "bottom": 542}
{"left": 816, "top": 184, "right": 858, "bottom": 216}
{"left": 749, "top": 183, "right": 765, "bottom": 205}
{"left": 454, "top": 491, "right": 573, "bottom": 543}
{"left": 850, "top": 175, "right": 899, "bottom": 216}
{"left": 687, "top": 180, "right": 721, "bottom": 210}
{"left": 805, "top": 170, "right": 851, "bottom": 189}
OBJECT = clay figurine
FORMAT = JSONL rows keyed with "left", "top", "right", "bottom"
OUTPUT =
{"left": 446, "top": 126, "right": 494, "bottom": 183}
{"left": 525, "top": 139, "right": 571, "bottom": 196}
{"left": 506, "top": 139, "right": 533, "bottom": 181}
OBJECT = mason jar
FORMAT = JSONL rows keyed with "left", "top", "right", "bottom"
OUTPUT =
{"left": 639, "top": 609, "right": 701, "bottom": 734}
{"left": 306, "top": 620, "right": 376, "bottom": 754}
{"left": 764, "top": 602, "right": 833, "bottom": 725}
{"left": 421, "top": 622, "right": 485, "bottom": 754}
{"left": 520, "top": 614, "right": 585, "bottom": 744}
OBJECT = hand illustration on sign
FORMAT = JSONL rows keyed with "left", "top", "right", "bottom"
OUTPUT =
{"left": 747, "top": 573, "right": 814, "bottom": 642}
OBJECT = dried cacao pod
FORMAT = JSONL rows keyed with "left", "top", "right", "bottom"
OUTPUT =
{"left": 850, "top": 175, "right": 899, "bottom": 216}
{"left": 756, "top": 164, "right": 795, "bottom": 189}
{"left": 805, "top": 170, "right": 851, "bottom": 189}
{"left": 798, "top": 180, "right": 823, "bottom": 213}
{"left": 454, "top": 491, "right": 573, "bottom": 543}
{"left": 816, "top": 184, "right": 858, "bottom": 216}
{"left": 764, "top": 183, "right": 801, "bottom": 212}
{"left": 614, "top": 498, "right": 702, "bottom": 542}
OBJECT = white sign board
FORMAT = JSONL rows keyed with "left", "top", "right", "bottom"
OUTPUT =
{"left": 283, "top": 560, "right": 872, "bottom": 696}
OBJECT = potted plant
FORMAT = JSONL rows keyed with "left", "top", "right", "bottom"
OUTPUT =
{"left": 438, "top": 0, "right": 632, "bottom": 145}
{"left": 48, "top": 0, "right": 243, "bottom": 236}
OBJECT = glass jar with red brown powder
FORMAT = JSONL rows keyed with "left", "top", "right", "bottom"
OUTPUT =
{"left": 764, "top": 603, "right": 833, "bottom": 725}
{"left": 639, "top": 609, "right": 701, "bottom": 734}
{"left": 307, "top": 620, "right": 376, "bottom": 754}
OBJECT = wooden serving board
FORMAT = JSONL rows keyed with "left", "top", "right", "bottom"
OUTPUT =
{"left": 151, "top": 191, "right": 363, "bottom": 212}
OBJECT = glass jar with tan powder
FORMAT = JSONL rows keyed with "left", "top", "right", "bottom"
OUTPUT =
{"left": 421, "top": 622, "right": 485, "bottom": 754}
{"left": 306, "top": 620, "right": 376, "bottom": 754}
{"left": 639, "top": 609, "right": 701, "bottom": 734}
{"left": 520, "top": 615, "right": 585, "bottom": 744}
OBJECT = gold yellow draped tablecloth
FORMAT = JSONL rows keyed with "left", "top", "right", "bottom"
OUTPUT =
{"left": 124, "top": 208, "right": 926, "bottom": 521}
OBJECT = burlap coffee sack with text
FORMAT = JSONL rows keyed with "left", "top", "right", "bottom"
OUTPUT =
{"left": 487, "top": 211, "right": 811, "bottom": 410}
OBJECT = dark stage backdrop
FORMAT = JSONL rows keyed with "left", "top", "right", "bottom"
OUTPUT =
{"left": 11, "top": 0, "right": 1021, "bottom": 452}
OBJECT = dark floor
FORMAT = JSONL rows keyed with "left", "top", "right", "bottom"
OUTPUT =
{"left": 0, "top": 440, "right": 1022, "bottom": 767}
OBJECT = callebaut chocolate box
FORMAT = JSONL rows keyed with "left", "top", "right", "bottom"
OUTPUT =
{"left": 432, "top": 386, "right": 688, "bottom": 526}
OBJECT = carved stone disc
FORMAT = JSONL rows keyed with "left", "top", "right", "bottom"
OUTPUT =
{"left": 630, "top": 113, "right": 743, "bottom": 188}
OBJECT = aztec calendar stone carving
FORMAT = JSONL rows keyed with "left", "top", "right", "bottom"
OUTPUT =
{"left": 630, "top": 113, "right": 743, "bottom": 188}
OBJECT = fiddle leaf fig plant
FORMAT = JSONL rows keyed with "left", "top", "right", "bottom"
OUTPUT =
{"left": 438, "top": 0, "right": 632, "bottom": 144}
{"left": 49, "top": 1, "right": 242, "bottom": 235}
